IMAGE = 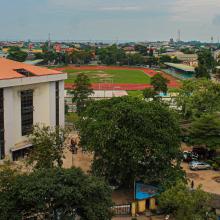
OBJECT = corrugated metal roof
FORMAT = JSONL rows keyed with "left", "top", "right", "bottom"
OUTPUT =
{"left": 165, "top": 62, "right": 195, "bottom": 72}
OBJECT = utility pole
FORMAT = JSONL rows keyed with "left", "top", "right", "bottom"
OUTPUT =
{"left": 48, "top": 33, "right": 51, "bottom": 50}
{"left": 177, "top": 30, "right": 181, "bottom": 42}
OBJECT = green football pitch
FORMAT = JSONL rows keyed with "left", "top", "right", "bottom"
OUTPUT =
{"left": 65, "top": 69, "right": 151, "bottom": 84}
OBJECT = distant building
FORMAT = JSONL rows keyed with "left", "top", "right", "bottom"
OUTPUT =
{"left": 0, "top": 58, "right": 67, "bottom": 161}
{"left": 162, "top": 51, "right": 198, "bottom": 67}
{"left": 123, "top": 46, "right": 137, "bottom": 55}
{"left": 53, "top": 43, "right": 80, "bottom": 54}
{"left": 176, "top": 53, "right": 198, "bottom": 67}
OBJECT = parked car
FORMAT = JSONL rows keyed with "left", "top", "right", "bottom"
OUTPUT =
{"left": 189, "top": 161, "right": 212, "bottom": 170}
{"left": 183, "top": 151, "right": 198, "bottom": 162}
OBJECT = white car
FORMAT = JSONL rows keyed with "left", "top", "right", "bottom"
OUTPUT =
{"left": 189, "top": 161, "right": 211, "bottom": 170}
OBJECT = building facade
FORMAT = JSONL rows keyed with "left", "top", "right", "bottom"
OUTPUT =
{"left": 0, "top": 58, "right": 67, "bottom": 161}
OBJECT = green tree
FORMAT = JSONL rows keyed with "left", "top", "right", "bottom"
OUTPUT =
{"left": 146, "top": 56, "right": 158, "bottom": 67}
{"left": 189, "top": 113, "right": 220, "bottom": 150}
{"left": 180, "top": 48, "right": 195, "bottom": 54}
{"left": 172, "top": 56, "right": 181, "bottom": 63}
{"left": 151, "top": 73, "right": 170, "bottom": 94}
{"left": 195, "top": 49, "right": 216, "bottom": 79}
{"left": 43, "top": 51, "right": 58, "bottom": 64}
{"left": 97, "top": 45, "right": 126, "bottom": 65}
{"left": 27, "top": 125, "right": 69, "bottom": 169}
{"left": 195, "top": 64, "right": 210, "bottom": 79}
{"left": 143, "top": 88, "right": 156, "bottom": 99}
{"left": 176, "top": 79, "right": 220, "bottom": 119}
{"left": 7, "top": 47, "right": 28, "bottom": 62}
{"left": 197, "top": 49, "right": 215, "bottom": 70}
{"left": 71, "top": 51, "right": 93, "bottom": 65}
{"left": 126, "top": 53, "right": 144, "bottom": 65}
{"left": 0, "top": 168, "right": 113, "bottom": 220}
{"left": 0, "top": 161, "right": 20, "bottom": 220}
{"left": 78, "top": 97, "right": 183, "bottom": 187}
{"left": 71, "top": 73, "right": 94, "bottom": 114}
{"left": 159, "top": 55, "right": 172, "bottom": 63}
{"left": 34, "top": 52, "right": 44, "bottom": 59}
{"left": 159, "top": 181, "right": 215, "bottom": 220}
{"left": 134, "top": 44, "right": 148, "bottom": 56}
{"left": 65, "top": 100, "right": 69, "bottom": 114}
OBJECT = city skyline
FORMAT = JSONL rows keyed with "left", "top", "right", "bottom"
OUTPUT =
{"left": 1, "top": 0, "right": 220, "bottom": 42}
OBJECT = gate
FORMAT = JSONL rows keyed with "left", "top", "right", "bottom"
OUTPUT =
{"left": 111, "top": 204, "right": 131, "bottom": 216}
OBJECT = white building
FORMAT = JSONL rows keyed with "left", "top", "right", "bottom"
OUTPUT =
{"left": 65, "top": 90, "right": 128, "bottom": 112}
{"left": 0, "top": 58, "right": 67, "bottom": 161}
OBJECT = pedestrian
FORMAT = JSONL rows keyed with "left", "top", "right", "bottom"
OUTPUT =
{"left": 191, "top": 180, "right": 194, "bottom": 189}
{"left": 70, "top": 139, "right": 77, "bottom": 154}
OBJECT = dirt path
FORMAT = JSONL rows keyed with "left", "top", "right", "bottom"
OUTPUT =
{"left": 182, "top": 163, "right": 220, "bottom": 195}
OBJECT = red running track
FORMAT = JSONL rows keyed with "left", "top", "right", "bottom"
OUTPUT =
{"left": 65, "top": 82, "right": 179, "bottom": 91}
{"left": 55, "top": 65, "right": 181, "bottom": 90}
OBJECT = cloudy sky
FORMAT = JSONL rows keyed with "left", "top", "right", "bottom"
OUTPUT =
{"left": 1, "top": 0, "right": 220, "bottom": 42}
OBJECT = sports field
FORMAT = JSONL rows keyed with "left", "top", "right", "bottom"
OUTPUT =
{"left": 65, "top": 69, "right": 151, "bottom": 84}
{"left": 55, "top": 65, "right": 180, "bottom": 90}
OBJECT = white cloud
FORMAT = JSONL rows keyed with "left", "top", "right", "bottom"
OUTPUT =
{"left": 171, "top": 0, "right": 220, "bottom": 22}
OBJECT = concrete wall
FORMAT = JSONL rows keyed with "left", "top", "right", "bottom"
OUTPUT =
{"left": 3, "top": 80, "right": 65, "bottom": 158}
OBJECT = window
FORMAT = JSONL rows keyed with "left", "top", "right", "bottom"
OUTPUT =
{"left": 21, "top": 90, "right": 33, "bottom": 136}
{"left": 0, "top": 89, "right": 4, "bottom": 159}
{"left": 12, "top": 146, "right": 33, "bottom": 161}
{"left": 55, "top": 82, "right": 59, "bottom": 126}
{"left": 15, "top": 69, "right": 35, "bottom": 77}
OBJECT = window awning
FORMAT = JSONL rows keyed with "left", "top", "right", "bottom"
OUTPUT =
{"left": 10, "top": 143, "right": 32, "bottom": 152}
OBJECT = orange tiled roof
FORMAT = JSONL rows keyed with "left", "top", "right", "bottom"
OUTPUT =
{"left": 0, "top": 58, "right": 64, "bottom": 80}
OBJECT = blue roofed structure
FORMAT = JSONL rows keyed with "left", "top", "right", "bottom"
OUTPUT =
{"left": 135, "top": 182, "right": 159, "bottom": 200}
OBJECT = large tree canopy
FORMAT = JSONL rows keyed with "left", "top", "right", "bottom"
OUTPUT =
{"left": 96, "top": 45, "right": 126, "bottom": 65}
{"left": 194, "top": 49, "right": 215, "bottom": 79}
{"left": 0, "top": 167, "right": 113, "bottom": 220}
{"left": 176, "top": 79, "right": 220, "bottom": 119}
{"left": 189, "top": 113, "right": 220, "bottom": 150}
{"left": 159, "top": 181, "right": 215, "bottom": 220}
{"left": 78, "top": 97, "right": 183, "bottom": 187}
{"left": 195, "top": 64, "right": 210, "bottom": 79}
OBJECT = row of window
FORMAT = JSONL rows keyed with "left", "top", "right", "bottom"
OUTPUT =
{"left": 56, "top": 81, "right": 60, "bottom": 126}
{"left": 0, "top": 89, "right": 4, "bottom": 159}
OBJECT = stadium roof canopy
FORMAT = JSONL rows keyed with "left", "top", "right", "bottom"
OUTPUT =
{"left": 164, "top": 62, "right": 195, "bottom": 72}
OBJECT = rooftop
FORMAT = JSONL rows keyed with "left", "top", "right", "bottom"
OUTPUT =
{"left": 165, "top": 62, "right": 195, "bottom": 72}
{"left": 0, "top": 58, "right": 64, "bottom": 80}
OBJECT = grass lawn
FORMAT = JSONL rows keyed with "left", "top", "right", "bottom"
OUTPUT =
{"left": 127, "top": 90, "right": 144, "bottom": 97}
{"left": 65, "top": 69, "right": 150, "bottom": 84}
